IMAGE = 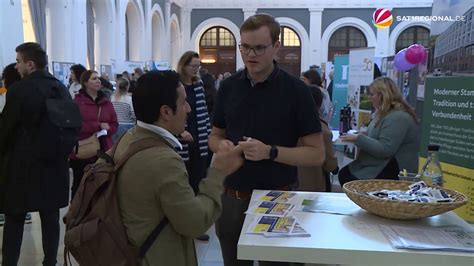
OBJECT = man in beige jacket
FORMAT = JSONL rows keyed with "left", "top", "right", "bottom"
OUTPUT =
{"left": 115, "top": 70, "right": 244, "bottom": 266}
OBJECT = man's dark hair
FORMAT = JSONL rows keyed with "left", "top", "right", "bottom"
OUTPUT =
{"left": 2, "top": 63, "right": 22, "bottom": 89}
{"left": 308, "top": 85, "right": 323, "bottom": 110}
{"left": 303, "top": 69, "right": 323, "bottom": 87}
{"left": 133, "top": 70, "right": 180, "bottom": 124}
{"left": 99, "top": 76, "right": 113, "bottom": 90}
{"left": 15, "top": 42, "right": 47, "bottom": 70}
{"left": 70, "top": 64, "right": 87, "bottom": 82}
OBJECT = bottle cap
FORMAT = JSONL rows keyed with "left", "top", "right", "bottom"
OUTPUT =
{"left": 428, "top": 144, "right": 440, "bottom": 151}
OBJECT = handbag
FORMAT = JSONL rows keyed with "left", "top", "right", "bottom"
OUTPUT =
{"left": 76, "top": 106, "right": 102, "bottom": 159}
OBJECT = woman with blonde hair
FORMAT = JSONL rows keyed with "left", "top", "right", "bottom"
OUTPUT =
{"left": 176, "top": 51, "right": 211, "bottom": 191}
{"left": 111, "top": 77, "right": 135, "bottom": 142}
{"left": 176, "top": 51, "right": 212, "bottom": 241}
{"left": 338, "top": 77, "right": 419, "bottom": 186}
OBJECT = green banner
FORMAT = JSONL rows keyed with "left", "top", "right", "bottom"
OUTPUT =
{"left": 331, "top": 55, "right": 349, "bottom": 129}
{"left": 421, "top": 76, "right": 474, "bottom": 222}
{"left": 421, "top": 77, "right": 474, "bottom": 166}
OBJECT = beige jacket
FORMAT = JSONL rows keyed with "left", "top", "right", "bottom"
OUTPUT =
{"left": 116, "top": 126, "right": 224, "bottom": 266}
{"left": 297, "top": 120, "right": 337, "bottom": 191}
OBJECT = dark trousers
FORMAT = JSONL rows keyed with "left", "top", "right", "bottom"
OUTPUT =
{"left": 70, "top": 158, "right": 94, "bottom": 200}
{"left": 2, "top": 209, "right": 60, "bottom": 266}
{"left": 215, "top": 193, "right": 293, "bottom": 266}
{"left": 184, "top": 144, "right": 207, "bottom": 194}
{"left": 338, "top": 158, "right": 400, "bottom": 187}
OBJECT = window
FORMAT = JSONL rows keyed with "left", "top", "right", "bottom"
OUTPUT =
{"left": 280, "top": 27, "right": 300, "bottom": 47}
{"left": 200, "top": 27, "right": 217, "bottom": 47}
{"left": 199, "top": 26, "right": 237, "bottom": 77}
{"left": 219, "top": 28, "right": 235, "bottom": 46}
{"left": 328, "top": 26, "right": 367, "bottom": 61}
{"left": 200, "top": 27, "right": 235, "bottom": 47}
{"left": 396, "top": 26, "right": 430, "bottom": 53}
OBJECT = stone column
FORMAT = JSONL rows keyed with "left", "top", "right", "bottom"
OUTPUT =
{"left": 164, "top": 0, "right": 171, "bottom": 63}
{"left": 243, "top": 8, "right": 256, "bottom": 21}
{"left": 182, "top": 7, "right": 192, "bottom": 52}
{"left": 309, "top": 8, "right": 324, "bottom": 66}
{"left": 375, "top": 8, "right": 392, "bottom": 58}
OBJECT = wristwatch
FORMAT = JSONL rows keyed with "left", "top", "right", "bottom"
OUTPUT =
{"left": 269, "top": 145, "right": 278, "bottom": 161}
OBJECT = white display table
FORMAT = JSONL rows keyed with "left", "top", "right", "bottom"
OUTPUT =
{"left": 237, "top": 190, "right": 474, "bottom": 266}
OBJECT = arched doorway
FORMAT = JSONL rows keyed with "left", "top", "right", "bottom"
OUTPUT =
{"left": 395, "top": 26, "right": 429, "bottom": 53}
{"left": 276, "top": 26, "right": 301, "bottom": 77}
{"left": 199, "top": 26, "right": 236, "bottom": 77}
{"left": 328, "top": 26, "right": 367, "bottom": 61}
{"left": 151, "top": 12, "right": 163, "bottom": 60}
{"left": 125, "top": 2, "right": 141, "bottom": 61}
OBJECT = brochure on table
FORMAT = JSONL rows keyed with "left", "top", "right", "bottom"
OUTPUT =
{"left": 245, "top": 190, "right": 474, "bottom": 253}
{"left": 380, "top": 225, "right": 474, "bottom": 253}
{"left": 245, "top": 191, "right": 363, "bottom": 238}
{"left": 246, "top": 215, "right": 310, "bottom": 237}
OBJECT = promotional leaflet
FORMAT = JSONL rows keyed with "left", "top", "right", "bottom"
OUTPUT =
{"left": 246, "top": 201, "right": 295, "bottom": 217}
{"left": 259, "top": 191, "right": 296, "bottom": 202}
{"left": 246, "top": 216, "right": 310, "bottom": 237}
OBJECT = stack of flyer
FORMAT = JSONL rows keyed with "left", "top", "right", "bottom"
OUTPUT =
{"left": 380, "top": 225, "right": 474, "bottom": 253}
{"left": 245, "top": 191, "right": 310, "bottom": 237}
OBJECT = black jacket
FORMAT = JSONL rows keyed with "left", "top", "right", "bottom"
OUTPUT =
{"left": 0, "top": 70, "right": 71, "bottom": 213}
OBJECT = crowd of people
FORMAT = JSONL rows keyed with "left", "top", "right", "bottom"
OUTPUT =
{"left": 0, "top": 12, "right": 420, "bottom": 266}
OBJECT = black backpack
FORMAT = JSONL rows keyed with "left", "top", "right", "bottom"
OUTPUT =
{"left": 35, "top": 84, "right": 82, "bottom": 159}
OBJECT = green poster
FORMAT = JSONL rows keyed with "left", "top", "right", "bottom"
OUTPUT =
{"left": 421, "top": 76, "right": 474, "bottom": 222}
{"left": 331, "top": 55, "right": 349, "bottom": 129}
{"left": 421, "top": 77, "right": 474, "bottom": 165}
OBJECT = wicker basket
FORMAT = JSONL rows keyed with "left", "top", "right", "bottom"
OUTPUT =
{"left": 343, "top": 180, "right": 468, "bottom": 220}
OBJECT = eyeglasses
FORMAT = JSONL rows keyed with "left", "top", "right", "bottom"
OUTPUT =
{"left": 187, "top": 64, "right": 201, "bottom": 69}
{"left": 239, "top": 43, "right": 273, "bottom": 56}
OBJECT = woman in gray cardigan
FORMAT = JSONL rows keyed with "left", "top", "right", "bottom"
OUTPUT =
{"left": 338, "top": 77, "right": 419, "bottom": 186}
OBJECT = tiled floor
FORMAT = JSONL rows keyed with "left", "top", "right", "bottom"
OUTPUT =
{"left": 0, "top": 162, "right": 346, "bottom": 266}
{"left": 0, "top": 201, "right": 340, "bottom": 266}
{"left": 0, "top": 210, "right": 225, "bottom": 265}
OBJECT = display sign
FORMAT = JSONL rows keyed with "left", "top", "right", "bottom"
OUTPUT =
{"left": 420, "top": 76, "right": 474, "bottom": 222}
{"left": 331, "top": 55, "right": 349, "bottom": 130}
{"left": 52, "top": 61, "right": 74, "bottom": 86}
{"left": 348, "top": 48, "right": 375, "bottom": 129}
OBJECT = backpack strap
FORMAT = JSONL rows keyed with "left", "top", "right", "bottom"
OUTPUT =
{"left": 113, "top": 137, "right": 167, "bottom": 171}
{"left": 112, "top": 136, "right": 171, "bottom": 258}
{"left": 139, "top": 217, "right": 169, "bottom": 258}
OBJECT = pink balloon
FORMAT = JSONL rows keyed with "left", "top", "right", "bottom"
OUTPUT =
{"left": 394, "top": 48, "right": 416, "bottom": 71}
{"left": 405, "top": 44, "right": 426, "bottom": 64}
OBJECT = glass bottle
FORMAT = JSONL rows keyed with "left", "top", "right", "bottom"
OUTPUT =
{"left": 420, "top": 144, "right": 444, "bottom": 187}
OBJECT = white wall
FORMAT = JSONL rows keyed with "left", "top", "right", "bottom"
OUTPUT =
{"left": 0, "top": 0, "right": 24, "bottom": 70}
{"left": 45, "top": 0, "right": 75, "bottom": 67}
{"left": 71, "top": 0, "right": 87, "bottom": 67}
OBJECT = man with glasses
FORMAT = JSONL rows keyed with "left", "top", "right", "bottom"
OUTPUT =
{"left": 209, "top": 14, "right": 325, "bottom": 266}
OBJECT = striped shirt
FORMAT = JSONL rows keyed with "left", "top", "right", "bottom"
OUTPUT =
{"left": 178, "top": 81, "right": 211, "bottom": 161}
{"left": 111, "top": 94, "right": 135, "bottom": 124}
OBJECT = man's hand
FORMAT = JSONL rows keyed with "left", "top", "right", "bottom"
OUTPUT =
{"left": 217, "top": 139, "right": 234, "bottom": 152}
{"left": 211, "top": 144, "right": 244, "bottom": 176}
{"left": 180, "top": 130, "right": 194, "bottom": 142}
{"left": 237, "top": 136, "right": 271, "bottom": 161}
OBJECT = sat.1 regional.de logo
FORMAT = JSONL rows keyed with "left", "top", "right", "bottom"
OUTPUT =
{"left": 373, "top": 8, "right": 393, "bottom": 29}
